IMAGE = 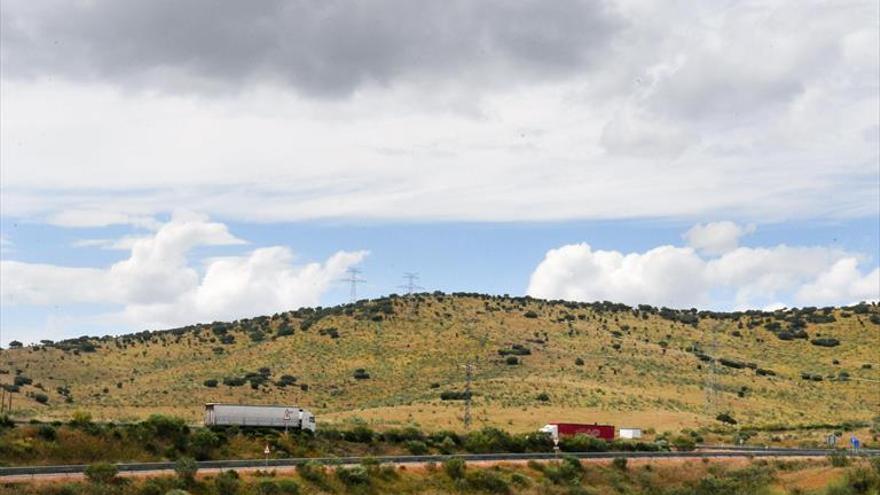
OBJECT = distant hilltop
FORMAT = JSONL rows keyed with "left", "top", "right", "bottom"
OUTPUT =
{"left": 2, "top": 293, "right": 878, "bottom": 434}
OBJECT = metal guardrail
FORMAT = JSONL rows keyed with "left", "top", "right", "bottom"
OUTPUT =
{"left": 2, "top": 449, "right": 878, "bottom": 477}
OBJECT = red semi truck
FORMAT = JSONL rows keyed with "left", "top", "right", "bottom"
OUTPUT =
{"left": 539, "top": 423, "right": 615, "bottom": 441}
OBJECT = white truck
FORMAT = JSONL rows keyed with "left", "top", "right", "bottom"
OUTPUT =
{"left": 204, "top": 403, "right": 316, "bottom": 432}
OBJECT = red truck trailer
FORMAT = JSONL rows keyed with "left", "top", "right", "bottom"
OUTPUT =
{"left": 539, "top": 423, "right": 615, "bottom": 441}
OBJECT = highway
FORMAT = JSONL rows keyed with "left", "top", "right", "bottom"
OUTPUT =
{"left": 2, "top": 447, "right": 878, "bottom": 481}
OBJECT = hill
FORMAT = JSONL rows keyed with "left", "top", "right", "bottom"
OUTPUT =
{"left": 2, "top": 294, "right": 878, "bottom": 435}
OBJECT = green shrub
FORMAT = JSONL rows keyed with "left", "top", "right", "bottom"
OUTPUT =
{"left": 444, "top": 457, "right": 467, "bottom": 480}
{"left": 84, "top": 462, "right": 118, "bottom": 484}
{"left": 505, "top": 356, "right": 519, "bottom": 365}
{"left": 174, "top": 456, "right": 199, "bottom": 485}
{"left": 336, "top": 465, "right": 370, "bottom": 486}
{"left": 297, "top": 461, "right": 329, "bottom": 489}
{"left": 612, "top": 457, "right": 628, "bottom": 471}
{"left": 811, "top": 338, "right": 841, "bottom": 347}
{"left": 465, "top": 469, "right": 510, "bottom": 494}
{"left": 575, "top": 357, "right": 584, "bottom": 366}
{"left": 536, "top": 392, "right": 550, "bottom": 402}
{"left": 438, "top": 436, "right": 457, "bottom": 454}
{"left": 190, "top": 428, "right": 219, "bottom": 460}
{"left": 14, "top": 375, "right": 33, "bottom": 386}
{"left": 406, "top": 440, "right": 429, "bottom": 455}
{"left": 716, "top": 412, "right": 737, "bottom": 425}
{"left": 276, "top": 479, "right": 300, "bottom": 494}
{"left": 543, "top": 455, "right": 584, "bottom": 485}
{"left": 34, "top": 392, "right": 49, "bottom": 404}
{"left": 37, "top": 424, "right": 57, "bottom": 441}
{"left": 559, "top": 434, "right": 608, "bottom": 452}
{"left": 256, "top": 480, "right": 280, "bottom": 495}
{"left": 343, "top": 424, "right": 375, "bottom": 443}
{"left": 203, "top": 379, "right": 218, "bottom": 388}
{"left": 510, "top": 472, "right": 529, "bottom": 487}
{"left": 671, "top": 436, "right": 696, "bottom": 451}
{"left": 214, "top": 470, "right": 241, "bottom": 495}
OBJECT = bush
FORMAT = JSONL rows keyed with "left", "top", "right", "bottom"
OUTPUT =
{"left": 438, "top": 436, "right": 457, "bottom": 454}
{"left": 214, "top": 470, "right": 241, "bottom": 495}
{"left": 336, "top": 465, "right": 370, "bottom": 486}
{"left": 13, "top": 375, "right": 33, "bottom": 387}
{"left": 672, "top": 436, "right": 696, "bottom": 451}
{"left": 277, "top": 479, "right": 300, "bottom": 494}
{"left": 505, "top": 356, "right": 519, "bottom": 365}
{"left": 444, "top": 457, "right": 467, "bottom": 480}
{"left": 203, "top": 379, "right": 218, "bottom": 388}
{"left": 575, "top": 357, "right": 584, "bottom": 366}
{"left": 718, "top": 358, "right": 746, "bottom": 369}
{"left": 223, "top": 376, "right": 246, "bottom": 387}
{"left": 84, "top": 462, "right": 118, "bottom": 484}
{"left": 544, "top": 455, "right": 584, "bottom": 485}
{"left": 174, "top": 456, "right": 199, "bottom": 485}
{"left": 69, "top": 410, "right": 93, "bottom": 428}
{"left": 190, "top": 428, "right": 220, "bottom": 460}
{"left": 256, "top": 480, "right": 280, "bottom": 495}
{"left": 34, "top": 392, "right": 49, "bottom": 404}
{"left": 536, "top": 392, "right": 550, "bottom": 402}
{"left": 559, "top": 434, "right": 608, "bottom": 452}
{"left": 716, "top": 412, "right": 738, "bottom": 425}
{"left": 37, "top": 425, "right": 57, "bottom": 441}
{"left": 811, "top": 338, "right": 841, "bottom": 347}
{"left": 344, "top": 425, "right": 375, "bottom": 443}
{"left": 524, "top": 311, "right": 538, "bottom": 318}
{"left": 465, "top": 469, "right": 510, "bottom": 494}
{"left": 406, "top": 440, "right": 429, "bottom": 455}
{"left": 353, "top": 368, "right": 371, "bottom": 380}
{"left": 612, "top": 457, "right": 628, "bottom": 471}
{"left": 440, "top": 390, "right": 471, "bottom": 401}
{"left": 297, "top": 461, "right": 329, "bottom": 489}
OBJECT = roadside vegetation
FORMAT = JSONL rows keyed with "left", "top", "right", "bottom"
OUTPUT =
{"left": 3, "top": 456, "right": 880, "bottom": 495}
{"left": 0, "top": 413, "right": 668, "bottom": 466}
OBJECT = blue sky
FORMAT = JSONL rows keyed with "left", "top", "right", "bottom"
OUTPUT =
{"left": 3, "top": 215, "right": 877, "bottom": 345}
{"left": 1, "top": 1, "right": 878, "bottom": 345}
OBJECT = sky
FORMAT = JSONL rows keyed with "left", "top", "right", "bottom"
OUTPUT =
{"left": 0, "top": 0, "right": 878, "bottom": 345}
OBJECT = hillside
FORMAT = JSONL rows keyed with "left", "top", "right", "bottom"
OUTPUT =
{"left": 2, "top": 294, "right": 879, "bottom": 434}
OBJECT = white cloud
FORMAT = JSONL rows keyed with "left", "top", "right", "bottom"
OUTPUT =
{"left": 0, "top": 1, "right": 876, "bottom": 224}
{"left": 684, "top": 221, "right": 756, "bottom": 255}
{"left": 796, "top": 258, "right": 880, "bottom": 305}
{"left": 528, "top": 224, "right": 879, "bottom": 309}
{"left": 48, "top": 210, "right": 161, "bottom": 229}
{"left": 0, "top": 216, "right": 367, "bottom": 331}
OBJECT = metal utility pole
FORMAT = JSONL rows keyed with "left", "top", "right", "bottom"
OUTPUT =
{"left": 462, "top": 363, "right": 474, "bottom": 431}
{"left": 398, "top": 272, "right": 424, "bottom": 319}
{"left": 704, "top": 322, "right": 722, "bottom": 418}
{"left": 399, "top": 272, "right": 424, "bottom": 295}
{"left": 341, "top": 268, "right": 366, "bottom": 303}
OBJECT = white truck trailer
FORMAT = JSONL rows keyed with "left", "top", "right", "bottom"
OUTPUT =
{"left": 204, "top": 403, "right": 316, "bottom": 432}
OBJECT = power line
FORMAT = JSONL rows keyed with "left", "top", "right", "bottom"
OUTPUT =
{"left": 339, "top": 268, "right": 366, "bottom": 303}
{"left": 398, "top": 272, "right": 424, "bottom": 295}
{"left": 462, "top": 362, "right": 474, "bottom": 431}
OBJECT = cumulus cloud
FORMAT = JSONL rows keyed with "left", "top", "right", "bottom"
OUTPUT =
{"left": 0, "top": 216, "right": 367, "bottom": 330}
{"left": 684, "top": 221, "right": 756, "bottom": 255}
{"left": 528, "top": 224, "right": 879, "bottom": 309}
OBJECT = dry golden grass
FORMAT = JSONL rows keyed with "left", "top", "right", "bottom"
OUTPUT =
{"left": 2, "top": 295, "right": 878, "bottom": 434}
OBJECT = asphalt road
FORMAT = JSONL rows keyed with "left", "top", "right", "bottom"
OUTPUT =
{"left": 2, "top": 448, "right": 878, "bottom": 480}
